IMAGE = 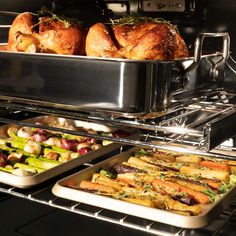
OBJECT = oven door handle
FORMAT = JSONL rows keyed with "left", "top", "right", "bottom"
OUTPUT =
{"left": 184, "top": 32, "right": 230, "bottom": 79}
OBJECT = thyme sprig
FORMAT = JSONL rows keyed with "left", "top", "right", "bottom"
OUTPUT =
{"left": 35, "top": 7, "right": 83, "bottom": 28}
{"left": 108, "top": 16, "right": 178, "bottom": 31}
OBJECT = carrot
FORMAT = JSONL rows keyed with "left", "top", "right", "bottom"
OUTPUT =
{"left": 153, "top": 197, "right": 202, "bottom": 216}
{"left": 127, "top": 157, "right": 161, "bottom": 171}
{"left": 200, "top": 160, "right": 230, "bottom": 171}
{"left": 121, "top": 187, "right": 202, "bottom": 215}
{"left": 115, "top": 177, "right": 138, "bottom": 188}
{"left": 122, "top": 197, "right": 155, "bottom": 207}
{"left": 175, "top": 155, "right": 202, "bottom": 163}
{"left": 180, "top": 165, "right": 230, "bottom": 182}
{"left": 201, "top": 179, "right": 222, "bottom": 190}
{"left": 223, "top": 160, "right": 236, "bottom": 166}
{"left": 139, "top": 155, "right": 183, "bottom": 171}
{"left": 230, "top": 165, "right": 236, "bottom": 175}
{"left": 79, "top": 180, "right": 117, "bottom": 194}
{"left": 152, "top": 178, "right": 210, "bottom": 204}
{"left": 170, "top": 178, "right": 210, "bottom": 193}
{"left": 116, "top": 172, "right": 154, "bottom": 189}
{"left": 152, "top": 151, "right": 176, "bottom": 162}
{"left": 92, "top": 173, "right": 124, "bottom": 191}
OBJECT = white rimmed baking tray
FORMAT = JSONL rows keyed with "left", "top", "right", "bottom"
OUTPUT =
{"left": 52, "top": 147, "right": 236, "bottom": 229}
{"left": 0, "top": 115, "right": 130, "bottom": 188}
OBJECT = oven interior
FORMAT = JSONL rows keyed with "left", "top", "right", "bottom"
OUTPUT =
{"left": 1, "top": 0, "right": 236, "bottom": 235}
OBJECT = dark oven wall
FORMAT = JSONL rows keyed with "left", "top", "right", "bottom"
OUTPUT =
{"left": 201, "top": 0, "right": 236, "bottom": 92}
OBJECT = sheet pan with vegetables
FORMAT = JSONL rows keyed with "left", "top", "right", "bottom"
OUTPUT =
{"left": 0, "top": 115, "right": 131, "bottom": 188}
{"left": 52, "top": 147, "right": 236, "bottom": 228}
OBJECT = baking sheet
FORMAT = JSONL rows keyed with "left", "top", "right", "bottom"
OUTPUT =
{"left": 0, "top": 115, "right": 130, "bottom": 188}
{"left": 52, "top": 147, "right": 236, "bottom": 229}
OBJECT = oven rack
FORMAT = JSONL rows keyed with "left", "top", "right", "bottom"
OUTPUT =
{"left": 0, "top": 159, "right": 236, "bottom": 236}
{"left": 0, "top": 102, "right": 235, "bottom": 235}
{"left": 0, "top": 90, "right": 236, "bottom": 153}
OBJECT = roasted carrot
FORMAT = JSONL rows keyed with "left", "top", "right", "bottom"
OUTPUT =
{"left": 127, "top": 157, "right": 161, "bottom": 171}
{"left": 117, "top": 172, "right": 154, "bottom": 188}
{"left": 139, "top": 155, "right": 183, "bottom": 171}
{"left": 180, "top": 165, "right": 230, "bottom": 182}
{"left": 121, "top": 161, "right": 159, "bottom": 173}
{"left": 170, "top": 178, "right": 210, "bottom": 193}
{"left": 121, "top": 187, "right": 202, "bottom": 216}
{"left": 92, "top": 173, "right": 124, "bottom": 191}
{"left": 122, "top": 197, "right": 155, "bottom": 207}
{"left": 79, "top": 180, "right": 117, "bottom": 194}
{"left": 230, "top": 165, "right": 236, "bottom": 175}
{"left": 175, "top": 155, "right": 202, "bottom": 163}
{"left": 223, "top": 160, "right": 236, "bottom": 166}
{"left": 200, "top": 160, "right": 230, "bottom": 171}
{"left": 153, "top": 197, "right": 202, "bottom": 216}
{"left": 201, "top": 179, "right": 222, "bottom": 190}
{"left": 152, "top": 151, "right": 176, "bottom": 162}
{"left": 152, "top": 178, "right": 210, "bottom": 204}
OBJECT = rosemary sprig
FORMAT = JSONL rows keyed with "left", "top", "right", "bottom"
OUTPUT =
{"left": 108, "top": 16, "right": 178, "bottom": 31}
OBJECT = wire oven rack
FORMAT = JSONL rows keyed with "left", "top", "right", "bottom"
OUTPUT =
{"left": 0, "top": 89, "right": 235, "bottom": 154}
{"left": 0, "top": 91, "right": 235, "bottom": 235}
{"left": 0, "top": 155, "right": 236, "bottom": 236}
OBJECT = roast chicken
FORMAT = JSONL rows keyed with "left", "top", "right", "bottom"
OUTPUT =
{"left": 86, "top": 19, "right": 188, "bottom": 60}
{"left": 5, "top": 12, "right": 188, "bottom": 60}
{"left": 7, "top": 12, "right": 86, "bottom": 55}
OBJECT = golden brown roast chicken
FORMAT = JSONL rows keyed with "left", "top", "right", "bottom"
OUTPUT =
{"left": 7, "top": 11, "right": 86, "bottom": 55}
{"left": 86, "top": 17, "right": 188, "bottom": 60}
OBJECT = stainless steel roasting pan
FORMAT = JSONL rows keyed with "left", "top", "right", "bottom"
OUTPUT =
{"left": 52, "top": 146, "right": 236, "bottom": 229}
{"left": 0, "top": 115, "right": 130, "bottom": 188}
{"left": 0, "top": 33, "right": 230, "bottom": 117}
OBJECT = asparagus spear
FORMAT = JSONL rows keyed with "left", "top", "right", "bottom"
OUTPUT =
{"left": 7, "top": 127, "right": 27, "bottom": 142}
{"left": 52, "top": 146, "right": 79, "bottom": 158}
{"left": 0, "top": 143, "right": 38, "bottom": 158}
{"left": 0, "top": 135, "right": 42, "bottom": 156}
{"left": 14, "top": 163, "right": 45, "bottom": 173}
{"left": 26, "top": 157, "right": 60, "bottom": 170}
{"left": 7, "top": 127, "right": 79, "bottom": 157}
{"left": 44, "top": 146, "right": 80, "bottom": 161}
{"left": 0, "top": 166, "right": 14, "bottom": 173}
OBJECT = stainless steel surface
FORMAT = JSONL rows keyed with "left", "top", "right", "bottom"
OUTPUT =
{"left": 0, "top": 50, "right": 173, "bottom": 116}
{"left": 184, "top": 32, "right": 230, "bottom": 80}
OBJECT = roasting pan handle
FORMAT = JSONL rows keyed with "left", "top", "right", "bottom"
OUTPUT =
{"left": 185, "top": 32, "right": 230, "bottom": 79}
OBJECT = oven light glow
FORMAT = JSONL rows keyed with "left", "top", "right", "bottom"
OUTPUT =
{"left": 118, "top": 62, "right": 125, "bottom": 108}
